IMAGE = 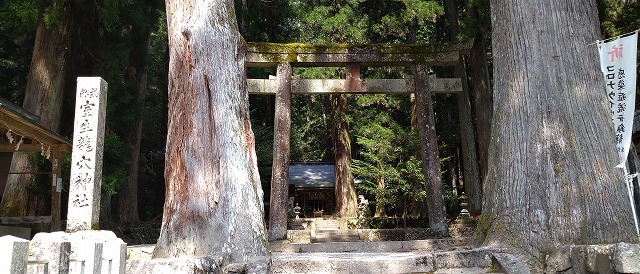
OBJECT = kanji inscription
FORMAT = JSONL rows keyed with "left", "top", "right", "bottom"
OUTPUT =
{"left": 67, "top": 77, "right": 108, "bottom": 231}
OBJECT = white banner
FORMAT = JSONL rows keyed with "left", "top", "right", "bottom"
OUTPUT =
{"left": 598, "top": 32, "right": 638, "bottom": 168}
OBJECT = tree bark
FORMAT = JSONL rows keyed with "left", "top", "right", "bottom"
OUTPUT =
{"left": 153, "top": 0, "right": 268, "bottom": 261}
{"left": 374, "top": 174, "right": 386, "bottom": 217}
{"left": 456, "top": 68, "right": 482, "bottom": 216}
{"left": 413, "top": 65, "right": 448, "bottom": 236}
{"left": 466, "top": 3, "right": 493, "bottom": 184}
{"left": 479, "top": 0, "right": 638, "bottom": 259}
{"left": 333, "top": 65, "right": 359, "bottom": 218}
{"left": 0, "top": 16, "right": 68, "bottom": 217}
{"left": 322, "top": 96, "right": 334, "bottom": 162}
{"left": 332, "top": 92, "right": 357, "bottom": 218}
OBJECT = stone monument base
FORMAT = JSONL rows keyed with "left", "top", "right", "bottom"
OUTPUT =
{"left": 30, "top": 230, "right": 127, "bottom": 274}
{"left": 126, "top": 254, "right": 270, "bottom": 274}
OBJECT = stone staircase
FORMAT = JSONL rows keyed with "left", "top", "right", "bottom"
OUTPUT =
{"left": 313, "top": 229, "right": 361, "bottom": 243}
{"left": 315, "top": 218, "right": 341, "bottom": 230}
{"left": 269, "top": 239, "right": 528, "bottom": 273}
{"left": 305, "top": 218, "right": 363, "bottom": 243}
{"left": 270, "top": 218, "right": 527, "bottom": 273}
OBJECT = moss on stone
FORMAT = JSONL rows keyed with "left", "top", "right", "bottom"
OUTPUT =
{"left": 246, "top": 40, "right": 473, "bottom": 55}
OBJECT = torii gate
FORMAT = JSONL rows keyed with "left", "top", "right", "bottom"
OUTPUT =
{"left": 245, "top": 40, "right": 479, "bottom": 240}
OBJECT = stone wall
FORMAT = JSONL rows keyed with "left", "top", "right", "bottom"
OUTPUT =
{"left": 545, "top": 243, "right": 640, "bottom": 273}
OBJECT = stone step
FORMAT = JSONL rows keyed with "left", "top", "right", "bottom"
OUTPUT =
{"left": 313, "top": 237, "right": 360, "bottom": 243}
{"left": 126, "top": 244, "right": 529, "bottom": 273}
{"left": 271, "top": 248, "right": 502, "bottom": 274}
{"left": 314, "top": 230, "right": 359, "bottom": 236}
{"left": 312, "top": 229, "right": 361, "bottom": 243}
{"left": 315, "top": 219, "right": 341, "bottom": 230}
{"left": 313, "top": 238, "right": 360, "bottom": 243}
{"left": 433, "top": 268, "right": 504, "bottom": 274}
{"left": 271, "top": 238, "right": 470, "bottom": 253}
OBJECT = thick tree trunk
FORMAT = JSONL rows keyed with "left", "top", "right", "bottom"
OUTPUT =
{"left": 1, "top": 157, "right": 34, "bottom": 216}
{"left": 444, "top": 0, "right": 482, "bottom": 216}
{"left": 413, "top": 65, "right": 448, "bottom": 236}
{"left": 479, "top": 0, "right": 638, "bottom": 259}
{"left": 467, "top": 12, "right": 493, "bottom": 184}
{"left": 322, "top": 95, "right": 334, "bottom": 162}
{"left": 448, "top": 156, "right": 460, "bottom": 214}
{"left": 332, "top": 93, "right": 357, "bottom": 218}
{"left": 153, "top": 0, "right": 268, "bottom": 261}
{"left": 456, "top": 70, "right": 482, "bottom": 216}
{"left": 0, "top": 17, "right": 68, "bottom": 217}
{"left": 101, "top": 190, "right": 113, "bottom": 223}
{"left": 116, "top": 21, "right": 153, "bottom": 225}
{"left": 236, "top": 0, "right": 248, "bottom": 36}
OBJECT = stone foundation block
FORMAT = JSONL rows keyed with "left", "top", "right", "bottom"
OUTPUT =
{"left": 613, "top": 242, "right": 640, "bottom": 273}
{"left": 29, "top": 235, "right": 71, "bottom": 274}
{"left": 31, "top": 230, "right": 126, "bottom": 274}
{"left": 433, "top": 249, "right": 492, "bottom": 269}
{"left": 126, "top": 255, "right": 226, "bottom": 274}
{"left": 0, "top": 235, "right": 29, "bottom": 274}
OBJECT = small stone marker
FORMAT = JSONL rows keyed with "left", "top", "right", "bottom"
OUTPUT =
{"left": 66, "top": 77, "right": 108, "bottom": 231}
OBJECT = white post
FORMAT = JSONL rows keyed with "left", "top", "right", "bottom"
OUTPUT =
{"left": 0, "top": 236, "right": 29, "bottom": 274}
{"left": 66, "top": 77, "right": 108, "bottom": 231}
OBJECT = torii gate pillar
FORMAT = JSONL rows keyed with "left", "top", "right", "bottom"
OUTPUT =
{"left": 268, "top": 62, "right": 292, "bottom": 241}
{"left": 413, "top": 64, "right": 448, "bottom": 236}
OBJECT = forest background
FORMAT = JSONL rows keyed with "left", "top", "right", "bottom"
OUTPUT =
{"left": 0, "top": 0, "right": 638, "bottom": 231}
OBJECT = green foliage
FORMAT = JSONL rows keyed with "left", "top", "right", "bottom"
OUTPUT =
{"left": 42, "top": 1, "right": 65, "bottom": 27}
{"left": 400, "top": 0, "right": 442, "bottom": 25}
{"left": 1, "top": 0, "right": 166, "bottom": 218}
{"left": 2, "top": 0, "right": 40, "bottom": 28}
{"left": 458, "top": 0, "right": 490, "bottom": 40}
{"left": 136, "top": 10, "right": 168, "bottom": 220}
{"left": 351, "top": 94, "right": 422, "bottom": 215}
{"left": 290, "top": 94, "right": 330, "bottom": 161}
{"left": 598, "top": 0, "right": 640, "bottom": 38}
{"left": 291, "top": 0, "right": 443, "bottom": 44}
{"left": 238, "top": 0, "right": 296, "bottom": 42}
{"left": 0, "top": 1, "right": 37, "bottom": 103}
{"left": 102, "top": 132, "right": 128, "bottom": 195}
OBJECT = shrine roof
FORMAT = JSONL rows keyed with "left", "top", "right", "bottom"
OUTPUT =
{"left": 0, "top": 97, "right": 71, "bottom": 153}
{"left": 289, "top": 164, "right": 335, "bottom": 188}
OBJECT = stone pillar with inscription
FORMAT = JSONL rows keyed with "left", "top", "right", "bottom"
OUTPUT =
{"left": 66, "top": 77, "right": 108, "bottom": 231}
